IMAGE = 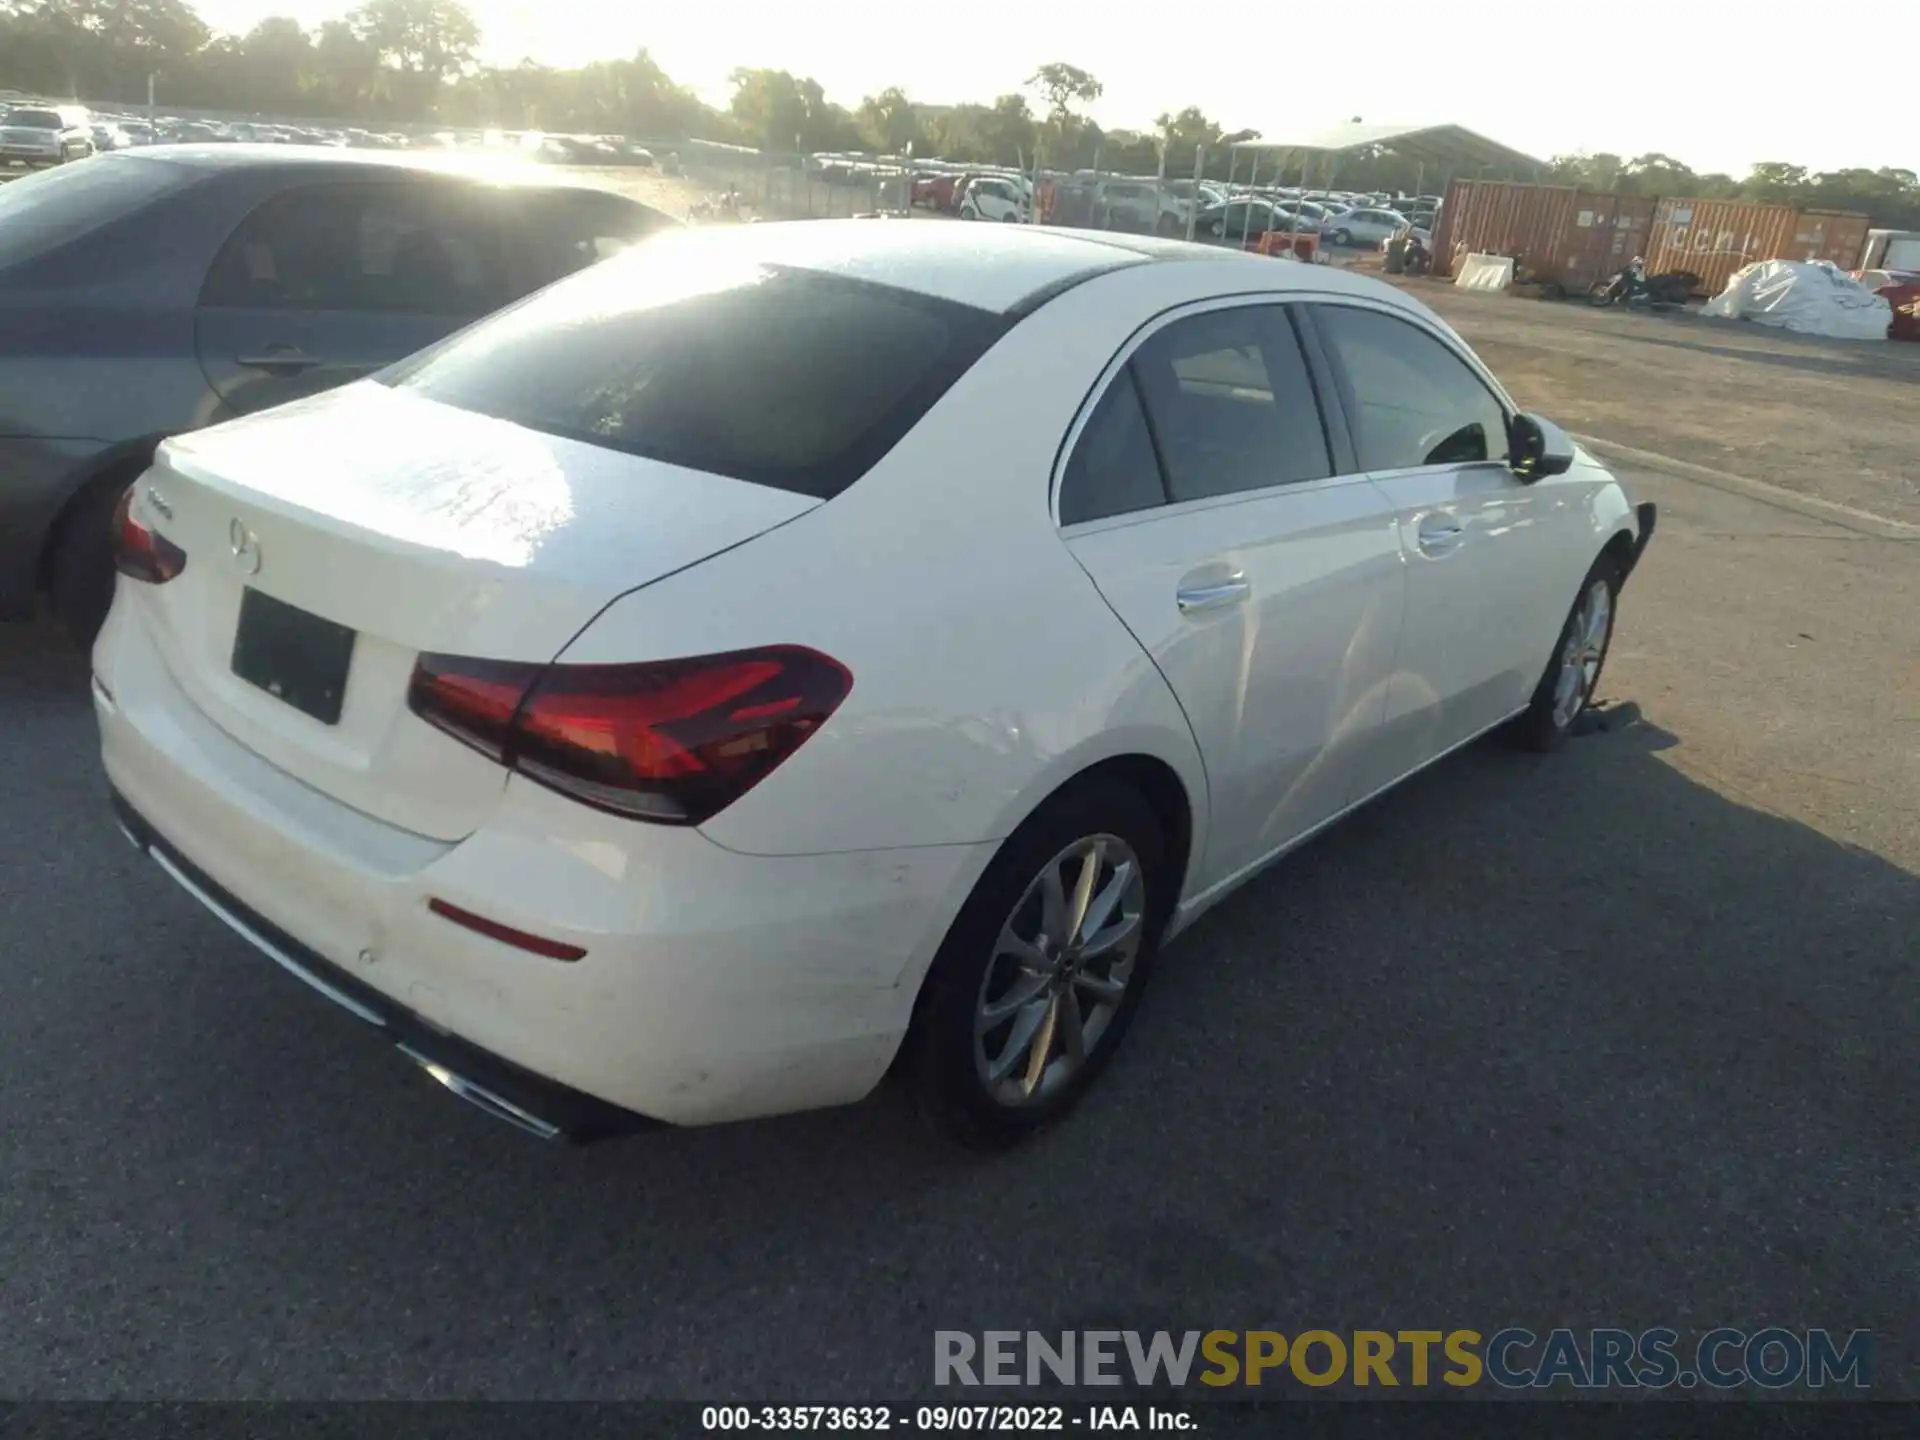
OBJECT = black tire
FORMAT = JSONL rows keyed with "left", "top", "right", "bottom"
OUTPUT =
{"left": 1332, "top": 228, "right": 1352, "bottom": 246}
{"left": 1589, "top": 282, "right": 1618, "bottom": 307}
{"left": 46, "top": 475, "right": 130, "bottom": 651}
{"left": 904, "top": 778, "right": 1170, "bottom": 1149}
{"left": 1503, "top": 553, "right": 1623, "bottom": 753}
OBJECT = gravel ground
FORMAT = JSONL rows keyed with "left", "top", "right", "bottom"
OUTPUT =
{"left": 1400, "top": 279, "right": 1920, "bottom": 528}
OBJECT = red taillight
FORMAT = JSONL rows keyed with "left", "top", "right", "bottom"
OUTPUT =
{"left": 407, "top": 655, "right": 540, "bottom": 762}
{"left": 407, "top": 645, "right": 852, "bottom": 826}
{"left": 110, "top": 485, "right": 187, "bottom": 584}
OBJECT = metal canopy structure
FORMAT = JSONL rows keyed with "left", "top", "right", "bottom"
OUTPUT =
{"left": 1231, "top": 122, "right": 1545, "bottom": 179}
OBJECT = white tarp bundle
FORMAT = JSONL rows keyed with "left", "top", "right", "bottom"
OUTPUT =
{"left": 1701, "top": 259, "right": 1892, "bottom": 340}
{"left": 1454, "top": 253, "right": 1515, "bottom": 292}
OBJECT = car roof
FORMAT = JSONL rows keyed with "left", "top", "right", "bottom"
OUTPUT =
{"left": 653, "top": 218, "right": 1409, "bottom": 317}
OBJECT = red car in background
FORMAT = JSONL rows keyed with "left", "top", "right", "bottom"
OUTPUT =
{"left": 912, "top": 172, "right": 959, "bottom": 210}
{"left": 1856, "top": 268, "right": 1920, "bottom": 341}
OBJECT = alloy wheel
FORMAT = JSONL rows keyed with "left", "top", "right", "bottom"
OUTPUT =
{"left": 973, "top": 834, "right": 1146, "bottom": 1107}
{"left": 1553, "top": 578, "right": 1613, "bottom": 727}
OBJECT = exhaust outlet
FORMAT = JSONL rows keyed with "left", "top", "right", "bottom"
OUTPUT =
{"left": 398, "top": 1045, "right": 563, "bottom": 1141}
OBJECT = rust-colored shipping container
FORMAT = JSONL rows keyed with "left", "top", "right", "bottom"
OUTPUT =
{"left": 1641, "top": 198, "right": 1799, "bottom": 296}
{"left": 1432, "top": 180, "right": 1653, "bottom": 293}
{"left": 1790, "top": 209, "right": 1872, "bottom": 270}
{"left": 1643, "top": 198, "right": 1872, "bottom": 294}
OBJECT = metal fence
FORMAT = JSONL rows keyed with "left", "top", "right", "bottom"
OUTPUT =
{"left": 664, "top": 140, "right": 911, "bottom": 222}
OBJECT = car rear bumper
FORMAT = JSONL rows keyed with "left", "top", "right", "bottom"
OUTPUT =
{"left": 93, "top": 595, "right": 995, "bottom": 1135}
{"left": 110, "top": 790, "right": 650, "bottom": 1141}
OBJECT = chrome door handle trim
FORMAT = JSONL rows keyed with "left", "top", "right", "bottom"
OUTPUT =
{"left": 1176, "top": 578, "right": 1251, "bottom": 613}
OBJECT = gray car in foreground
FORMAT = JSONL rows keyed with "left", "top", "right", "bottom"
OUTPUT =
{"left": 0, "top": 146, "right": 676, "bottom": 642}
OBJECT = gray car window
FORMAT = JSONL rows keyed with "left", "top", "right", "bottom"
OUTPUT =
{"left": 512, "top": 190, "right": 676, "bottom": 290}
{"left": 0, "top": 154, "right": 196, "bottom": 271}
{"left": 200, "top": 180, "right": 514, "bottom": 316}
{"left": 380, "top": 258, "right": 1005, "bottom": 501}
{"left": 1313, "top": 305, "right": 1510, "bottom": 470}
{"left": 1129, "top": 306, "right": 1333, "bottom": 502}
{"left": 1058, "top": 367, "right": 1167, "bottom": 526}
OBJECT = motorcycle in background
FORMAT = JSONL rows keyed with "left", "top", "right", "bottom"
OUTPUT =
{"left": 1591, "top": 258, "right": 1700, "bottom": 309}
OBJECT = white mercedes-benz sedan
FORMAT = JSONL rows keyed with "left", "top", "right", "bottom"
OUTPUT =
{"left": 95, "top": 220, "right": 1655, "bottom": 1146}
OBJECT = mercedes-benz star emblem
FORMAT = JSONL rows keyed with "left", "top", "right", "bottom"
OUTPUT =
{"left": 229, "top": 518, "right": 262, "bottom": 576}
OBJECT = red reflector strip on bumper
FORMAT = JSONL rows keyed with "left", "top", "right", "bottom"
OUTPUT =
{"left": 427, "top": 898, "right": 587, "bottom": 962}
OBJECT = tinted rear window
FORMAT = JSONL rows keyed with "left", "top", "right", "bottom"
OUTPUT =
{"left": 380, "top": 243, "right": 1005, "bottom": 499}
{"left": 6, "top": 109, "right": 64, "bottom": 128}
{"left": 0, "top": 153, "right": 197, "bottom": 269}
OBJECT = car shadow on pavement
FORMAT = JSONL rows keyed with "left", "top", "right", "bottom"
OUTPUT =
{"left": 5, "top": 634, "right": 1916, "bottom": 1397}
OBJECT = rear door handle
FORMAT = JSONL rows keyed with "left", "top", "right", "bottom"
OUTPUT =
{"left": 236, "top": 348, "right": 325, "bottom": 374}
{"left": 1416, "top": 518, "right": 1464, "bottom": 555}
{"left": 1176, "top": 575, "right": 1251, "bottom": 614}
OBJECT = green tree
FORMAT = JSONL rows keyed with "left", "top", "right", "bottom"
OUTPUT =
{"left": 729, "top": 66, "right": 827, "bottom": 151}
{"left": 348, "top": 0, "right": 475, "bottom": 113}
{"left": 857, "top": 85, "right": 920, "bottom": 155}
{"left": 310, "top": 16, "right": 380, "bottom": 112}
{"left": 1026, "top": 61, "right": 1101, "bottom": 122}
{"left": 977, "top": 92, "right": 1035, "bottom": 166}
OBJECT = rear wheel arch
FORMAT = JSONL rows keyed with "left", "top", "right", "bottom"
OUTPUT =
{"left": 36, "top": 438, "right": 167, "bottom": 592}
{"left": 976, "top": 751, "right": 1197, "bottom": 943}
{"left": 1068, "top": 754, "right": 1194, "bottom": 930}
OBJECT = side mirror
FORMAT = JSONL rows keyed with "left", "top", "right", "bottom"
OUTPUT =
{"left": 1508, "top": 412, "right": 1576, "bottom": 482}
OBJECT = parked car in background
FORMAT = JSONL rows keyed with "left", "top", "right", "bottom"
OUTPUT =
{"left": 95, "top": 220, "right": 1653, "bottom": 1146}
{"left": 959, "top": 175, "right": 1030, "bottom": 222}
{"left": 911, "top": 172, "right": 960, "bottom": 210}
{"left": 90, "top": 122, "right": 133, "bottom": 152}
{"left": 0, "top": 104, "right": 95, "bottom": 168}
{"left": 1322, "top": 207, "right": 1413, "bottom": 247}
{"left": 0, "top": 146, "right": 679, "bottom": 644}
{"left": 1197, "top": 197, "right": 1304, "bottom": 245}
{"left": 1095, "top": 179, "right": 1162, "bottom": 232}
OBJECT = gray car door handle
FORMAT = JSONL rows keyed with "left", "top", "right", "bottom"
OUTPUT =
{"left": 1176, "top": 576, "right": 1251, "bottom": 613}
{"left": 237, "top": 349, "right": 325, "bottom": 374}
{"left": 1416, "top": 519, "right": 1464, "bottom": 554}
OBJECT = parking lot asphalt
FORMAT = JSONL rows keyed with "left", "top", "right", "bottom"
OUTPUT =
{"left": 1, "top": 463, "right": 1915, "bottom": 1400}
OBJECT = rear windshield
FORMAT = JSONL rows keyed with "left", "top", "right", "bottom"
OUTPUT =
{"left": 379, "top": 240, "right": 1005, "bottom": 499}
{"left": 6, "top": 109, "right": 64, "bottom": 128}
{"left": 0, "top": 153, "right": 197, "bottom": 269}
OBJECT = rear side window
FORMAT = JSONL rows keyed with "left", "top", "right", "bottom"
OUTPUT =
{"left": 512, "top": 188, "right": 677, "bottom": 290}
{"left": 380, "top": 247, "right": 1005, "bottom": 500}
{"left": 1128, "top": 305, "right": 1332, "bottom": 501}
{"left": 0, "top": 154, "right": 196, "bottom": 270}
{"left": 200, "top": 179, "right": 515, "bottom": 316}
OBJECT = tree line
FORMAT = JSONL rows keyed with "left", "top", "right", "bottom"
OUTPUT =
{"left": 3, "top": 0, "right": 1915, "bottom": 226}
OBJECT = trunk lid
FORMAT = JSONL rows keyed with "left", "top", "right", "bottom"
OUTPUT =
{"left": 127, "top": 381, "right": 818, "bottom": 840}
